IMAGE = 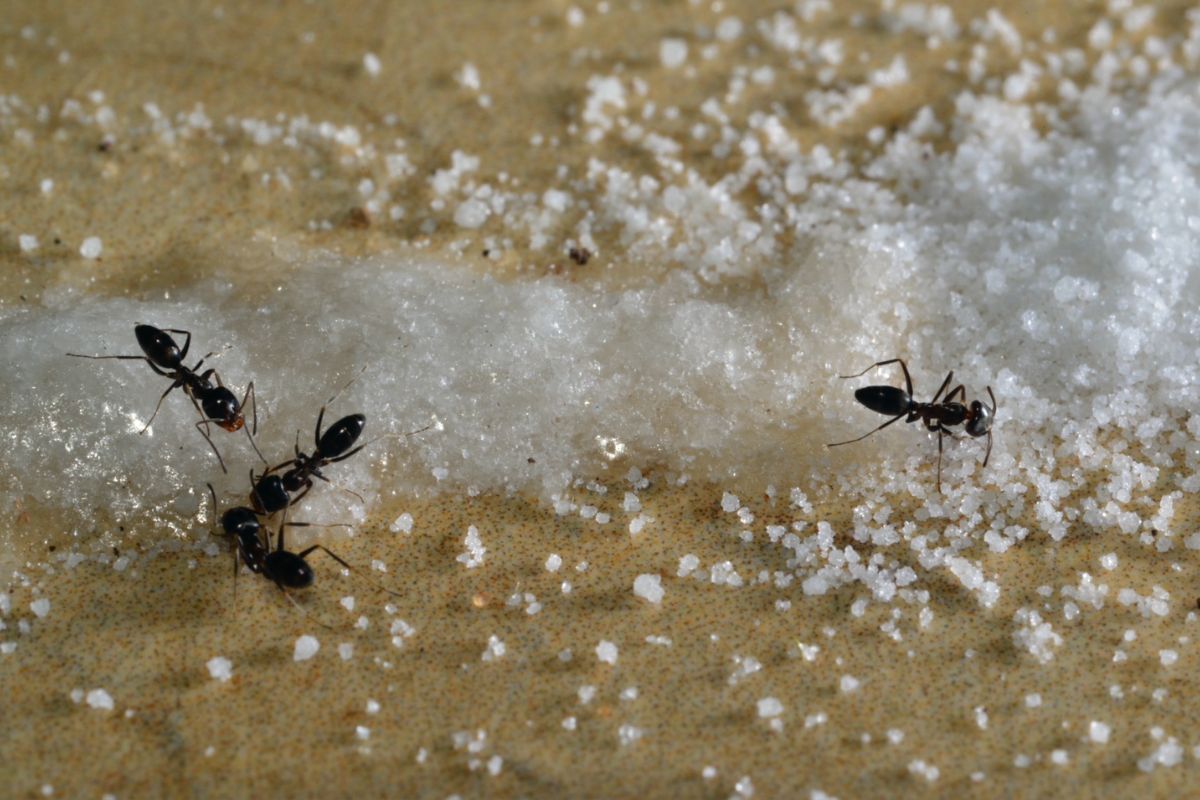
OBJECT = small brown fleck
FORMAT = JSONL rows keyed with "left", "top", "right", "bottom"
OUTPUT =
{"left": 343, "top": 207, "right": 370, "bottom": 229}
{"left": 568, "top": 246, "right": 591, "bottom": 265}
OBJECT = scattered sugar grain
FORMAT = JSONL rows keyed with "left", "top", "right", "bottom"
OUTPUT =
{"left": 660, "top": 38, "right": 687, "bottom": 69}
{"left": 206, "top": 657, "right": 233, "bottom": 683}
{"left": 79, "top": 237, "right": 102, "bottom": 260}
{"left": 293, "top": 635, "right": 320, "bottom": 661}
{"left": 86, "top": 689, "right": 114, "bottom": 711}
{"left": 633, "top": 574, "right": 664, "bottom": 604}
{"left": 757, "top": 697, "right": 783, "bottom": 718}
{"left": 596, "top": 640, "right": 618, "bottom": 665}
{"left": 30, "top": 598, "right": 50, "bottom": 618}
{"left": 481, "top": 635, "right": 506, "bottom": 662}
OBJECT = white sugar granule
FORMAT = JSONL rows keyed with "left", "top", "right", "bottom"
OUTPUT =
{"left": 633, "top": 574, "right": 664, "bottom": 604}
{"left": 86, "top": 689, "right": 114, "bottom": 711}
{"left": 293, "top": 635, "right": 320, "bottom": 661}
{"left": 79, "top": 237, "right": 102, "bottom": 259}
{"left": 596, "top": 640, "right": 618, "bottom": 665}
{"left": 206, "top": 657, "right": 233, "bottom": 682}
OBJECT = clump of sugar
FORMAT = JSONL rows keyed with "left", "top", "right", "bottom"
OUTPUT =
{"left": 457, "top": 526, "right": 486, "bottom": 568}
{"left": 481, "top": 635, "right": 506, "bottom": 662}
{"left": 633, "top": 574, "right": 664, "bottom": 604}
{"left": 86, "top": 689, "right": 114, "bottom": 711}
{"left": 1012, "top": 608, "right": 1062, "bottom": 664}
{"left": 595, "top": 640, "right": 618, "bottom": 665}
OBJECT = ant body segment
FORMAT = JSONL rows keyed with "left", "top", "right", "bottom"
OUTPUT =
{"left": 68, "top": 324, "right": 265, "bottom": 472}
{"left": 827, "top": 358, "right": 996, "bottom": 492}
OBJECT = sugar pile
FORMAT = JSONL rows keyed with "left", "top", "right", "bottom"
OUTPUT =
{"left": 3, "top": 71, "right": 1199, "bottom": 547}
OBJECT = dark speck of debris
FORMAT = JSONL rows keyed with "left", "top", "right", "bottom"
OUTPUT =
{"left": 568, "top": 247, "right": 591, "bottom": 266}
{"left": 344, "top": 207, "right": 370, "bottom": 229}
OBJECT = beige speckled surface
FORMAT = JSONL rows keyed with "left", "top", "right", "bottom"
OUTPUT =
{"left": 3, "top": 2, "right": 1200, "bottom": 798}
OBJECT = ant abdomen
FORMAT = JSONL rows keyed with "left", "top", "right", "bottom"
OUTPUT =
{"left": 267, "top": 552, "right": 315, "bottom": 589}
{"left": 134, "top": 324, "right": 182, "bottom": 369}
{"left": 854, "top": 385, "right": 911, "bottom": 416}
{"left": 317, "top": 414, "right": 366, "bottom": 459}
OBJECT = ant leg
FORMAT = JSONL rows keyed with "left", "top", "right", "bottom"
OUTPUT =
{"left": 943, "top": 384, "right": 966, "bottom": 404}
{"left": 929, "top": 372, "right": 954, "bottom": 404}
{"left": 237, "top": 382, "right": 267, "bottom": 465}
{"left": 273, "top": 582, "right": 335, "bottom": 629}
{"left": 361, "top": 421, "right": 436, "bottom": 450}
{"left": 287, "top": 482, "right": 312, "bottom": 508}
{"left": 325, "top": 443, "right": 367, "bottom": 465}
{"left": 67, "top": 353, "right": 147, "bottom": 362}
{"left": 982, "top": 429, "right": 993, "bottom": 468}
{"left": 285, "top": 521, "right": 353, "bottom": 531}
{"left": 141, "top": 379, "right": 183, "bottom": 432}
{"left": 194, "top": 418, "right": 229, "bottom": 473}
{"left": 827, "top": 412, "right": 907, "bottom": 448}
{"left": 297, "top": 544, "right": 403, "bottom": 597}
{"left": 936, "top": 428, "right": 946, "bottom": 494}
{"left": 244, "top": 381, "right": 259, "bottom": 437}
{"left": 314, "top": 406, "right": 326, "bottom": 450}
{"left": 987, "top": 386, "right": 997, "bottom": 415}
{"left": 158, "top": 329, "right": 194, "bottom": 361}
{"left": 839, "top": 358, "right": 913, "bottom": 398}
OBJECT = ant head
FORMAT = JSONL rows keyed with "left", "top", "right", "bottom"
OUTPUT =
{"left": 203, "top": 388, "right": 244, "bottom": 431}
{"left": 221, "top": 506, "right": 260, "bottom": 538}
{"left": 268, "top": 551, "right": 314, "bottom": 589}
{"left": 135, "top": 324, "right": 182, "bottom": 369}
{"left": 966, "top": 400, "right": 992, "bottom": 437}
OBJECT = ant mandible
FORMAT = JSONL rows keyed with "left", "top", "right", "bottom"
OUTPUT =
{"left": 68, "top": 324, "right": 265, "bottom": 473}
{"left": 826, "top": 358, "right": 996, "bottom": 492}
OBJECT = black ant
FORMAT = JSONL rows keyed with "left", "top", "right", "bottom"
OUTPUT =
{"left": 826, "top": 358, "right": 996, "bottom": 492}
{"left": 207, "top": 483, "right": 399, "bottom": 609}
{"left": 255, "top": 406, "right": 368, "bottom": 512}
{"left": 68, "top": 324, "right": 265, "bottom": 473}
